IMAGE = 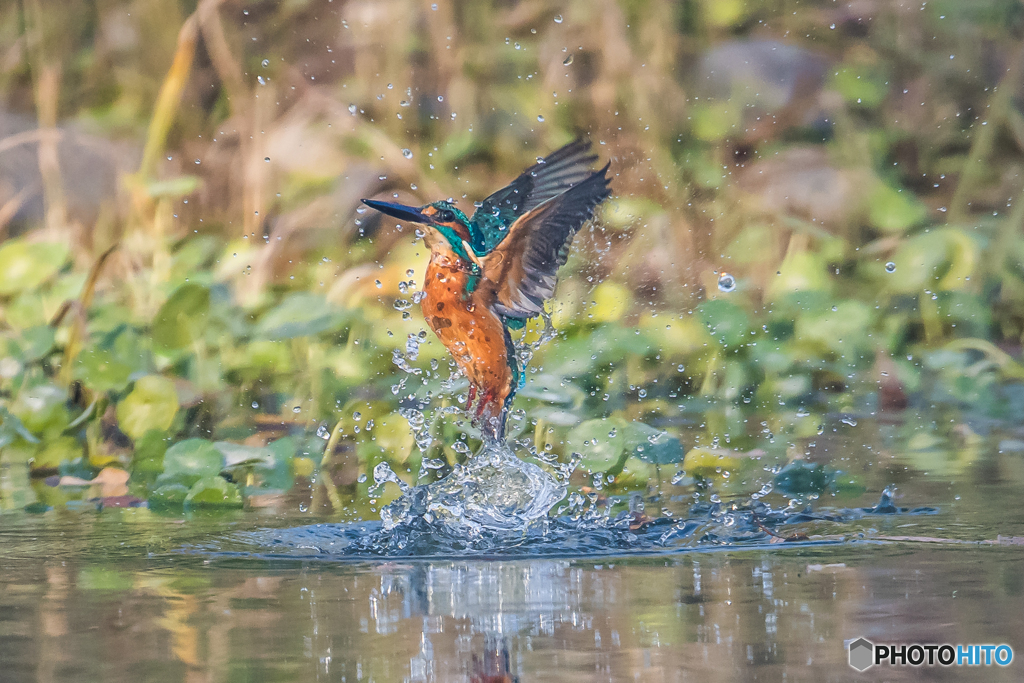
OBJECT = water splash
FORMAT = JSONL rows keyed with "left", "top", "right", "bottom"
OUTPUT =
{"left": 195, "top": 489, "right": 938, "bottom": 561}
{"left": 373, "top": 441, "right": 566, "bottom": 535}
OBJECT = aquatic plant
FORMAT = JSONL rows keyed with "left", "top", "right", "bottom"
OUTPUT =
{"left": 0, "top": 0, "right": 1022, "bottom": 519}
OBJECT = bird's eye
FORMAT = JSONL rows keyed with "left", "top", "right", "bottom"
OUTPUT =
{"left": 437, "top": 209, "right": 454, "bottom": 222}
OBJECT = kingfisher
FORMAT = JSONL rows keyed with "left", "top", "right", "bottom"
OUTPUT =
{"left": 362, "top": 139, "right": 611, "bottom": 443}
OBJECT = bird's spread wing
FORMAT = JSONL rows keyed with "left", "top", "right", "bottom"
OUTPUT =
{"left": 484, "top": 163, "right": 611, "bottom": 321}
{"left": 469, "top": 139, "right": 601, "bottom": 254}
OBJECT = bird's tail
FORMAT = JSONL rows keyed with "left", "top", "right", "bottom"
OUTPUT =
{"left": 471, "top": 326, "right": 520, "bottom": 444}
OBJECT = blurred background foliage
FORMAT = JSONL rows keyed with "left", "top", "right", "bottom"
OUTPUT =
{"left": 2, "top": 0, "right": 1024, "bottom": 517}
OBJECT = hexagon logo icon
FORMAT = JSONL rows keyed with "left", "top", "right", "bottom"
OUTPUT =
{"left": 848, "top": 637, "right": 874, "bottom": 671}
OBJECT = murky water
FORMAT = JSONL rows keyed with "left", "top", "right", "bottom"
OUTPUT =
{"left": 3, "top": 422, "right": 1024, "bottom": 682}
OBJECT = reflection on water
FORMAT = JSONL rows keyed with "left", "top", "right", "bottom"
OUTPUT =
{"left": 2, "top": 426, "right": 1024, "bottom": 682}
{"left": 2, "top": 536, "right": 1024, "bottom": 682}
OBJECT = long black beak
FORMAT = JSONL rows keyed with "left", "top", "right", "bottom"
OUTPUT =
{"left": 361, "top": 199, "right": 430, "bottom": 224}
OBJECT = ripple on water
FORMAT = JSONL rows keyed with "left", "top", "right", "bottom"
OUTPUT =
{"left": 190, "top": 446, "right": 938, "bottom": 561}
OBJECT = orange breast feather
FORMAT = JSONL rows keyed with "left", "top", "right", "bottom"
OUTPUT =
{"left": 421, "top": 255, "right": 513, "bottom": 428}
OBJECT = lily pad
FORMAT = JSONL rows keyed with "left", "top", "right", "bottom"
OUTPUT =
{"left": 75, "top": 347, "right": 134, "bottom": 393}
{"left": 256, "top": 292, "right": 348, "bottom": 340}
{"left": 867, "top": 182, "right": 928, "bottom": 234}
{"left": 774, "top": 461, "right": 835, "bottom": 494}
{"left": 184, "top": 476, "right": 243, "bottom": 509}
{"left": 697, "top": 299, "right": 750, "bottom": 348}
{"left": 116, "top": 376, "right": 179, "bottom": 440}
{"left": 163, "top": 438, "right": 223, "bottom": 483}
{"left": 0, "top": 239, "right": 70, "bottom": 296}
{"left": 152, "top": 283, "right": 210, "bottom": 353}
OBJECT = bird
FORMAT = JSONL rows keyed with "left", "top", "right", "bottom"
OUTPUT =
{"left": 362, "top": 139, "right": 611, "bottom": 443}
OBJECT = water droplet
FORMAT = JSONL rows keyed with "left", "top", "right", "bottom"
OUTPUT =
{"left": 194, "top": 159, "right": 201, "bottom": 165}
{"left": 262, "top": 59, "right": 269, "bottom": 67}
{"left": 264, "top": 157, "right": 270, "bottom": 162}
{"left": 358, "top": 473, "right": 367, "bottom": 483}
{"left": 563, "top": 54, "right": 574, "bottom": 66}
{"left": 402, "top": 148, "right": 413, "bottom": 159}
{"left": 292, "top": 406, "right": 301, "bottom": 413}
{"left": 316, "top": 424, "right": 329, "bottom": 439}
{"left": 885, "top": 261, "right": 896, "bottom": 273}
{"left": 554, "top": 14, "right": 563, "bottom": 23}
{"left": 537, "top": 114, "right": 545, "bottom": 122}
{"left": 717, "top": 272, "right": 736, "bottom": 292}
{"left": 829, "top": 23, "right": 836, "bottom": 29}
{"left": 251, "top": 401, "right": 259, "bottom": 409}
{"left": 348, "top": 104, "right": 357, "bottom": 114}
{"left": 375, "top": 279, "right": 383, "bottom": 288}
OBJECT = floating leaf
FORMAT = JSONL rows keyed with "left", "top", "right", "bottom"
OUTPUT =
{"left": 623, "top": 422, "right": 684, "bottom": 465}
{"left": 184, "top": 476, "right": 243, "bottom": 509}
{"left": 10, "top": 384, "right": 69, "bottom": 436}
{"left": 18, "top": 326, "right": 56, "bottom": 362}
{"left": 774, "top": 461, "right": 834, "bottom": 494}
{"left": 867, "top": 183, "right": 928, "bottom": 234}
{"left": 0, "top": 239, "right": 70, "bottom": 296}
{"left": 697, "top": 299, "right": 750, "bottom": 348}
{"left": 0, "top": 407, "right": 38, "bottom": 448}
{"left": 256, "top": 293, "right": 347, "bottom": 340}
{"left": 33, "top": 436, "right": 83, "bottom": 470}
{"left": 75, "top": 347, "right": 134, "bottom": 393}
{"left": 565, "top": 417, "right": 630, "bottom": 473}
{"left": 162, "top": 438, "right": 223, "bottom": 483}
{"left": 152, "top": 283, "right": 210, "bottom": 353}
{"left": 116, "top": 376, "right": 179, "bottom": 440}
{"left": 886, "top": 228, "right": 978, "bottom": 293}
{"left": 149, "top": 483, "right": 191, "bottom": 509}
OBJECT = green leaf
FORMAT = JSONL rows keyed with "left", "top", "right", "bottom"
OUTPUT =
{"left": 75, "top": 347, "right": 134, "bottom": 393}
{"left": 697, "top": 299, "right": 750, "bottom": 347}
{"left": 867, "top": 183, "right": 928, "bottom": 234}
{"left": 18, "top": 326, "right": 56, "bottom": 362}
{"left": 0, "top": 239, "right": 70, "bottom": 296}
{"left": 33, "top": 436, "right": 83, "bottom": 469}
{"left": 131, "top": 431, "right": 170, "bottom": 477}
{"left": 691, "top": 101, "right": 742, "bottom": 142}
{"left": 116, "top": 376, "right": 179, "bottom": 440}
{"left": 565, "top": 418, "right": 630, "bottom": 473}
{"left": 0, "top": 407, "right": 39, "bottom": 448}
{"left": 163, "top": 438, "right": 223, "bottom": 482}
{"left": 256, "top": 293, "right": 348, "bottom": 340}
{"left": 623, "top": 422, "right": 684, "bottom": 464}
{"left": 10, "top": 384, "right": 70, "bottom": 436}
{"left": 184, "top": 476, "right": 243, "bottom": 508}
{"left": 773, "top": 461, "right": 834, "bottom": 494}
{"left": 149, "top": 483, "right": 191, "bottom": 509}
{"left": 830, "top": 64, "right": 889, "bottom": 108}
{"left": 152, "top": 283, "right": 210, "bottom": 353}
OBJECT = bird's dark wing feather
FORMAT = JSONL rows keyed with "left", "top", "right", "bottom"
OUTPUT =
{"left": 469, "top": 139, "right": 601, "bottom": 254}
{"left": 484, "top": 163, "right": 611, "bottom": 321}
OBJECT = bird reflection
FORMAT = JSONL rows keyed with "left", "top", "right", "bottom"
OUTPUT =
{"left": 471, "top": 636, "right": 518, "bottom": 683}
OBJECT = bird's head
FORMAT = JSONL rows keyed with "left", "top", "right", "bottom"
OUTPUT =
{"left": 361, "top": 198, "right": 475, "bottom": 256}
